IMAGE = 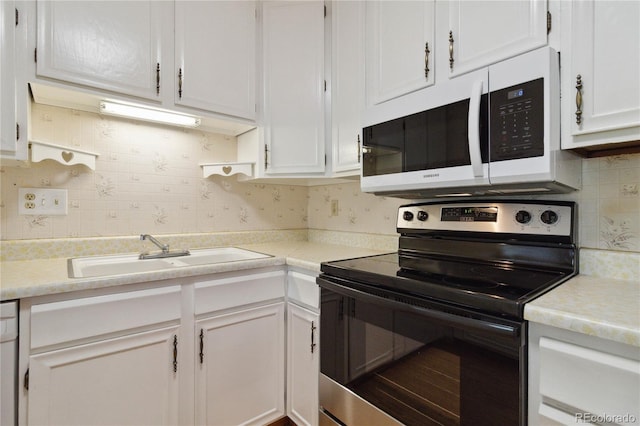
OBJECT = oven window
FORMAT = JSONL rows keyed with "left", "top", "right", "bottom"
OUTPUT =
{"left": 362, "top": 96, "right": 488, "bottom": 177}
{"left": 320, "top": 289, "right": 521, "bottom": 426}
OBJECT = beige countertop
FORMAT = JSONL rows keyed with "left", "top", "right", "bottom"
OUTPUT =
{"left": 525, "top": 275, "right": 640, "bottom": 347}
{"left": 0, "top": 241, "right": 389, "bottom": 301}
{"left": 2, "top": 240, "right": 638, "bottom": 348}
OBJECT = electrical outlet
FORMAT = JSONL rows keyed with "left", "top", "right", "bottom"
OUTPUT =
{"left": 18, "top": 188, "right": 68, "bottom": 215}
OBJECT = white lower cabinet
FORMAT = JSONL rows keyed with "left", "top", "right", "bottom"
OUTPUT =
{"left": 196, "top": 303, "right": 285, "bottom": 426}
{"left": 287, "top": 304, "right": 319, "bottom": 426}
{"left": 529, "top": 323, "right": 640, "bottom": 425}
{"left": 23, "top": 285, "right": 183, "bottom": 426}
{"left": 287, "top": 269, "right": 320, "bottom": 426}
{"left": 28, "top": 326, "right": 181, "bottom": 426}
{"left": 20, "top": 268, "right": 288, "bottom": 426}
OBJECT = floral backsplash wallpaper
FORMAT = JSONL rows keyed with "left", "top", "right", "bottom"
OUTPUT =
{"left": 1, "top": 103, "right": 639, "bottom": 253}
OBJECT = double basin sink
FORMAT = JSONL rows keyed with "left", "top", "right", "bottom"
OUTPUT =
{"left": 68, "top": 247, "right": 272, "bottom": 278}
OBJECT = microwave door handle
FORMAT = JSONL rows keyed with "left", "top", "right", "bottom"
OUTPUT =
{"left": 468, "top": 80, "right": 484, "bottom": 177}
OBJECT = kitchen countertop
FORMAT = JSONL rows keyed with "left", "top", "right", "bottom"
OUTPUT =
{"left": 0, "top": 241, "right": 389, "bottom": 301}
{"left": 2, "top": 240, "right": 638, "bottom": 348}
{"left": 525, "top": 275, "right": 640, "bottom": 347}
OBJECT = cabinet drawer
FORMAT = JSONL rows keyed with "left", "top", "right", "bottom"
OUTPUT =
{"left": 287, "top": 271, "right": 319, "bottom": 309}
{"left": 194, "top": 269, "right": 285, "bottom": 315}
{"left": 31, "top": 286, "right": 181, "bottom": 350}
{"left": 539, "top": 337, "right": 640, "bottom": 421}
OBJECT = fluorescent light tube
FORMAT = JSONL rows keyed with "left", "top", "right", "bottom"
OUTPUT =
{"left": 99, "top": 101, "right": 201, "bottom": 128}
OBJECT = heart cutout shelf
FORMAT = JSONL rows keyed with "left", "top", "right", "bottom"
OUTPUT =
{"left": 200, "top": 162, "right": 254, "bottom": 178}
{"left": 30, "top": 140, "right": 99, "bottom": 170}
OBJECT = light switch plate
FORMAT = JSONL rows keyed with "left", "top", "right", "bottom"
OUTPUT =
{"left": 18, "top": 188, "right": 68, "bottom": 215}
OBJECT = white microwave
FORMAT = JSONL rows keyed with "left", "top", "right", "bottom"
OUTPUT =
{"left": 360, "top": 47, "right": 581, "bottom": 198}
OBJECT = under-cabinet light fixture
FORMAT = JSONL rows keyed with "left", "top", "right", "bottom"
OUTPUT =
{"left": 99, "top": 101, "right": 201, "bottom": 128}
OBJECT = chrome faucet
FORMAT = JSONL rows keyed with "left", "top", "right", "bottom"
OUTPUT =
{"left": 140, "top": 234, "right": 170, "bottom": 253}
{"left": 139, "top": 234, "right": 190, "bottom": 259}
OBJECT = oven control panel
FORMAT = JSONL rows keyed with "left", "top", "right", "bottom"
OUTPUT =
{"left": 397, "top": 201, "right": 574, "bottom": 237}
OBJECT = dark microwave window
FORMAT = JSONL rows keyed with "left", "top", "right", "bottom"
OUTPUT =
{"left": 363, "top": 96, "right": 488, "bottom": 177}
{"left": 362, "top": 119, "right": 404, "bottom": 176}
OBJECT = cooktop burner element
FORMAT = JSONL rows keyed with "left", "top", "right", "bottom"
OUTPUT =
{"left": 320, "top": 200, "right": 577, "bottom": 319}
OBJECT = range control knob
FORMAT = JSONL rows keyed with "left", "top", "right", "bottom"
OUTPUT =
{"left": 417, "top": 210, "right": 429, "bottom": 221}
{"left": 515, "top": 210, "right": 532, "bottom": 224}
{"left": 403, "top": 211, "right": 414, "bottom": 221}
{"left": 540, "top": 210, "right": 559, "bottom": 225}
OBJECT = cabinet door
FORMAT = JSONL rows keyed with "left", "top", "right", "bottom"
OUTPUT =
{"left": 365, "top": 0, "right": 435, "bottom": 106}
{"left": 36, "top": 1, "right": 168, "bottom": 101}
{"left": 28, "top": 326, "right": 180, "bottom": 426}
{"left": 563, "top": 0, "right": 640, "bottom": 149}
{"left": 1, "top": 0, "right": 17, "bottom": 154}
{"left": 175, "top": 1, "right": 256, "bottom": 120}
{"left": 287, "top": 304, "right": 319, "bottom": 426}
{"left": 446, "top": 0, "right": 547, "bottom": 77}
{"left": 331, "top": 1, "right": 364, "bottom": 174}
{"left": 196, "top": 303, "right": 285, "bottom": 426}
{"left": 262, "top": 1, "right": 325, "bottom": 175}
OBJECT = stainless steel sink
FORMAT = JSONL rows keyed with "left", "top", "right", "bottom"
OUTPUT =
{"left": 68, "top": 247, "right": 272, "bottom": 278}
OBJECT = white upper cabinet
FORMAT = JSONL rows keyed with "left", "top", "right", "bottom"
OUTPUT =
{"left": 561, "top": 0, "right": 640, "bottom": 150}
{"left": 1, "top": 0, "right": 17, "bottom": 153}
{"left": 261, "top": 1, "right": 325, "bottom": 175}
{"left": 445, "top": 0, "right": 548, "bottom": 78}
{"left": 175, "top": 1, "right": 256, "bottom": 120}
{"left": 36, "top": 1, "right": 170, "bottom": 101}
{"left": 365, "top": 0, "right": 435, "bottom": 106}
{"left": 1, "top": 0, "right": 28, "bottom": 162}
{"left": 331, "top": 0, "right": 364, "bottom": 174}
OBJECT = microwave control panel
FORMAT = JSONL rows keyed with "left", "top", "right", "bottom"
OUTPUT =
{"left": 490, "top": 78, "right": 544, "bottom": 161}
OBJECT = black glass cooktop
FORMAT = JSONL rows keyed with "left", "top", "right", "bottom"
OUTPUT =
{"left": 320, "top": 253, "right": 572, "bottom": 319}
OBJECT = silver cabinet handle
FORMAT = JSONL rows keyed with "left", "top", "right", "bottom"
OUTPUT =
{"left": 156, "top": 63, "right": 161, "bottom": 95}
{"left": 172, "top": 335, "right": 178, "bottom": 372}
{"left": 448, "top": 31, "right": 454, "bottom": 70}
{"left": 424, "top": 42, "right": 430, "bottom": 79}
{"left": 310, "top": 321, "right": 317, "bottom": 353}
{"left": 575, "top": 74, "right": 583, "bottom": 125}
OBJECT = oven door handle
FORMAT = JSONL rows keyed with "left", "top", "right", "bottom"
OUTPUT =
{"left": 318, "top": 277, "right": 520, "bottom": 339}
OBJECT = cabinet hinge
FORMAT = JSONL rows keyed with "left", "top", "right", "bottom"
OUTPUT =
{"left": 24, "top": 368, "right": 29, "bottom": 390}
{"left": 547, "top": 11, "right": 552, "bottom": 34}
{"left": 15, "top": 8, "right": 19, "bottom": 26}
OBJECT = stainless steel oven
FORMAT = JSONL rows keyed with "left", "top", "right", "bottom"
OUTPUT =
{"left": 317, "top": 200, "right": 577, "bottom": 426}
